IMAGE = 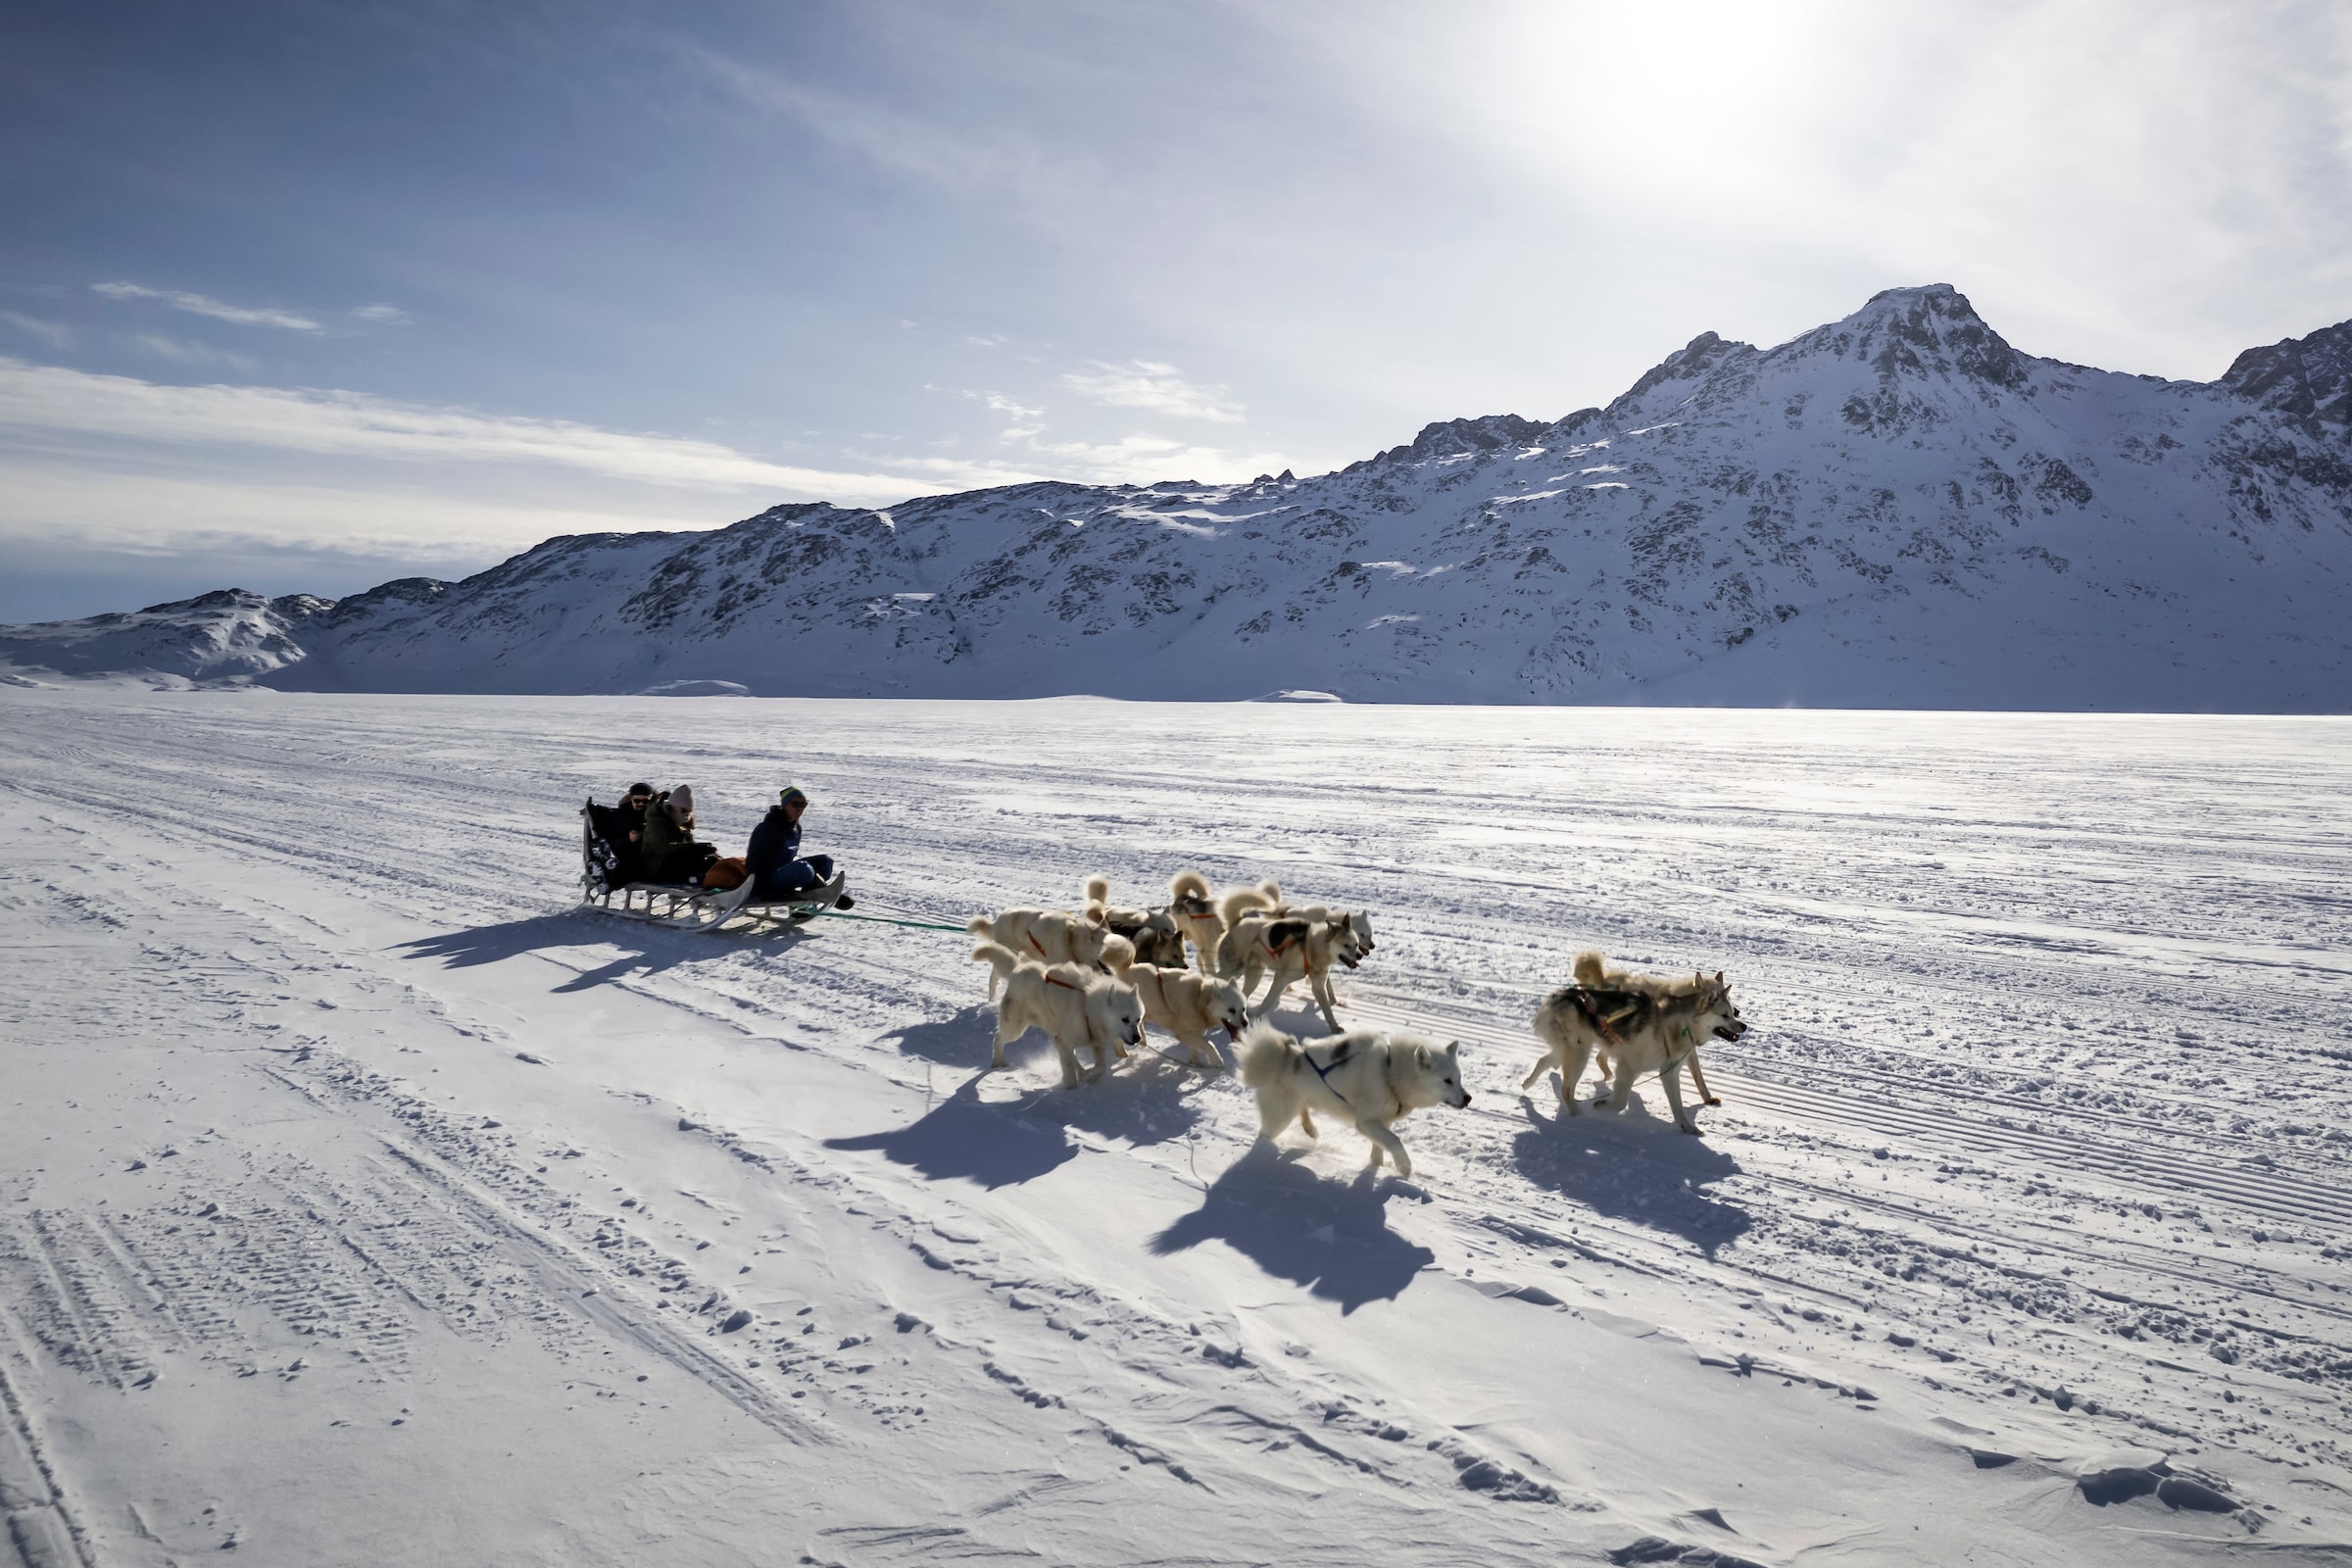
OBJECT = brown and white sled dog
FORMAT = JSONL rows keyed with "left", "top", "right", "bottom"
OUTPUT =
{"left": 1169, "top": 875, "right": 1282, "bottom": 974}
{"left": 1082, "top": 875, "right": 1189, "bottom": 969}
{"left": 966, "top": 907, "right": 1123, "bottom": 998}
{"left": 971, "top": 942, "right": 1144, "bottom": 1088}
{"left": 1564, "top": 953, "right": 1724, "bottom": 1108}
{"left": 1251, "top": 910, "right": 1375, "bottom": 1032}
{"left": 1240, "top": 1023, "right": 1471, "bottom": 1179}
{"left": 1102, "top": 946, "right": 1250, "bottom": 1069}
{"left": 1523, "top": 952, "right": 1747, "bottom": 1135}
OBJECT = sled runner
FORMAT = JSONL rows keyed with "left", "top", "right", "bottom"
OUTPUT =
{"left": 578, "top": 799, "right": 842, "bottom": 932}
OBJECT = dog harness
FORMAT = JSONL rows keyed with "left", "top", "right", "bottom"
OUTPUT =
{"left": 1568, "top": 988, "right": 1627, "bottom": 1047}
{"left": 1044, "top": 973, "right": 1082, "bottom": 992}
{"left": 1302, "top": 1038, "right": 1353, "bottom": 1107}
{"left": 1300, "top": 1039, "right": 1401, "bottom": 1122}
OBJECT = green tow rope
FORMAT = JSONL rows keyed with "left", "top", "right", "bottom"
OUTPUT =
{"left": 805, "top": 908, "right": 969, "bottom": 933}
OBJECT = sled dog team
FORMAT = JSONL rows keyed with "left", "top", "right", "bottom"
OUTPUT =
{"left": 970, "top": 874, "right": 1748, "bottom": 1179}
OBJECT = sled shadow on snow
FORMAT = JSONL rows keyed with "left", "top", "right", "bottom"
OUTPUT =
{"left": 393, "top": 910, "right": 802, "bottom": 992}
{"left": 1150, "top": 1142, "right": 1436, "bottom": 1314}
{"left": 822, "top": 1071, "right": 1079, "bottom": 1191}
{"left": 882, "top": 1007, "right": 1217, "bottom": 1150}
{"left": 1510, "top": 1089, "right": 1752, "bottom": 1256}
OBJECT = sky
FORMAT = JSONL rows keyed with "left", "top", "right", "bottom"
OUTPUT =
{"left": 4, "top": 0, "right": 2349, "bottom": 621}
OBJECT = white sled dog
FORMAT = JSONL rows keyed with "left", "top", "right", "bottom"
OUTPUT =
{"left": 1102, "top": 946, "right": 1251, "bottom": 1069}
{"left": 1082, "top": 875, "right": 1189, "bottom": 969}
{"left": 1240, "top": 1022, "right": 1471, "bottom": 1179}
{"left": 971, "top": 942, "right": 1144, "bottom": 1088}
{"left": 1523, "top": 952, "right": 1747, "bottom": 1136}
{"left": 1170, "top": 875, "right": 1282, "bottom": 974}
{"left": 966, "top": 906, "right": 1123, "bottom": 998}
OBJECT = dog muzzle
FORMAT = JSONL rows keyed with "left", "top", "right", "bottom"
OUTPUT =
{"left": 1714, "top": 1021, "right": 1747, "bottom": 1041}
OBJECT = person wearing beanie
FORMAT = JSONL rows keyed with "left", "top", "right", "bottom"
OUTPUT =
{"left": 621, "top": 782, "right": 656, "bottom": 864}
{"left": 640, "top": 782, "right": 714, "bottom": 884}
{"left": 746, "top": 784, "right": 849, "bottom": 907}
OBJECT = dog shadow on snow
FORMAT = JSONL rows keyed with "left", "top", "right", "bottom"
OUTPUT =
{"left": 394, "top": 911, "right": 807, "bottom": 992}
{"left": 882, "top": 1006, "right": 1219, "bottom": 1152}
{"left": 822, "top": 1071, "right": 1080, "bottom": 1191}
{"left": 1150, "top": 1143, "right": 1436, "bottom": 1314}
{"left": 821, "top": 1011, "right": 1223, "bottom": 1191}
{"left": 1510, "top": 1086, "right": 1752, "bottom": 1257}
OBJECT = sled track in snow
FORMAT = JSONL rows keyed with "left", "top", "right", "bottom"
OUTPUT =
{"left": 1344, "top": 992, "right": 2352, "bottom": 1235}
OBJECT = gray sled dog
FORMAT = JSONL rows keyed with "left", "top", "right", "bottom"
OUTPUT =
{"left": 971, "top": 941, "right": 1143, "bottom": 1088}
{"left": 1082, "top": 875, "right": 1190, "bottom": 969}
{"left": 1240, "top": 1022, "right": 1471, "bottom": 1179}
{"left": 1102, "top": 945, "right": 1250, "bottom": 1069}
{"left": 966, "top": 906, "right": 1125, "bottom": 999}
{"left": 1524, "top": 952, "right": 1747, "bottom": 1136}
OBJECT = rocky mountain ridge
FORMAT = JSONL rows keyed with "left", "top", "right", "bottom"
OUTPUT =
{"left": 8, "top": 284, "right": 2351, "bottom": 710}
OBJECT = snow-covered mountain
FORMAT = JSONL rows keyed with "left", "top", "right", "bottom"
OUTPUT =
{"left": 10, "top": 284, "right": 2351, "bottom": 709}
{"left": 0, "top": 587, "right": 334, "bottom": 686}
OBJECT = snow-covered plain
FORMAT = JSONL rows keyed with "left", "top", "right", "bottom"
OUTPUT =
{"left": 2, "top": 688, "right": 2347, "bottom": 1566}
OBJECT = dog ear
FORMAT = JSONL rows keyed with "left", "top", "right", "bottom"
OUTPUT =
{"left": 1414, "top": 1043, "right": 1432, "bottom": 1068}
{"left": 1445, "top": 1040, "right": 1459, "bottom": 1056}
{"left": 1714, "top": 969, "right": 1724, "bottom": 984}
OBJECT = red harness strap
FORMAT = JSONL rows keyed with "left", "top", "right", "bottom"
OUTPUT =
{"left": 1027, "top": 932, "right": 1051, "bottom": 958}
{"left": 1044, "top": 974, "right": 1083, "bottom": 992}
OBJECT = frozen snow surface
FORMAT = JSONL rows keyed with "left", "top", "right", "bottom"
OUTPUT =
{"left": 8, "top": 285, "right": 2352, "bottom": 710}
{"left": 2, "top": 685, "right": 2348, "bottom": 1566}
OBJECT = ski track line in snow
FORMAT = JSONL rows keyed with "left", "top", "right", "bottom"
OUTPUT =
{"left": 1345, "top": 993, "right": 2352, "bottom": 1232}
{"left": 255, "top": 1063, "right": 834, "bottom": 1448}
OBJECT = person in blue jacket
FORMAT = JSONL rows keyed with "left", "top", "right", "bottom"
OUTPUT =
{"left": 746, "top": 785, "right": 850, "bottom": 907}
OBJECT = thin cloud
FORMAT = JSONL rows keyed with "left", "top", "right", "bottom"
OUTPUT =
{"left": 1060, "top": 361, "right": 1246, "bottom": 423}
{"left": 0, "top": 312, "right": 71, "bottom": 351}
{"left": 352, "top": 304, "right": 412, "bottom": 324}
{"left": 0, "top": 460, "right": 720, "bottom": 564}
{"left": 967, "top": 389, "right": 1044, "bottom": 420}
{"left": 92, "top": 281, "right": 322, "bottom": 332}
{"left": 128, "top": 334, "right": 260, "bottom": 373}
{"left": 0, "top": 358, "right": 934, "bottom": 503}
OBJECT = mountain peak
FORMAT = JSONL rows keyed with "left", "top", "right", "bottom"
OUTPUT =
{"left": 2219, "top": 318, "right": 2352, "bottom": 440}
{"left": 1804, "top": 282, "right": 2027, "bottom": 390}
{"left": 1614, "top": 329, "right": 1757, "bottom": 409}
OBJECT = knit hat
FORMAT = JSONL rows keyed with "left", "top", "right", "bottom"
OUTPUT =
{"left": 624, "top": 781, "right": 655, "bottom": 798}
{"left": 778, "top": 785, "right": 808, "bottom": 807}
{"left": 667, "top": 783, "right": 696, "bottom": 820}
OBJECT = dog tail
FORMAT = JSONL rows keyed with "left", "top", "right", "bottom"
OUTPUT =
{"left": 1168, "top": 869, "right": 1209, "bottom": 905}
{"left": 1239, "top": 1021, "right": 1298, "bottom": 1089}
{"left": 970, "top": 941, "right": 1025, "bottom": 984}
{"left": 968, "top": 913, "right": 998, "bottom": 941}
{"left": 1573, "top": 950, "right": 1608, "bottom": 987}
{"left": 1219, "top": 883, "right": 1276, "bottom": 927}
{"left": 1098, "top": 932, "right": 1135, "bottom": 975}
{"left": 1084, "top": 874, "right": 1111, "bottom": 906}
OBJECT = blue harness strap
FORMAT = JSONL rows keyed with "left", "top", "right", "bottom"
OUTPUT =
{"left": 1302, "top": 1039, "right": 1354, "bottom": 1111}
